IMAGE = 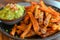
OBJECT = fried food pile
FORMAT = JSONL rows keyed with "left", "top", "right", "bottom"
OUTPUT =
{"left": 10, "top": 0, "right": 60, "bottom": 39}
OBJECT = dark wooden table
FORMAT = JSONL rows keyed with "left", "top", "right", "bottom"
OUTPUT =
{"left": 0, "top": 0, "right": 60, "bottom": 40}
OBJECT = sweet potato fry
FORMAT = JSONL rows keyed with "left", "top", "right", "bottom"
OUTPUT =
{"left": 35, "top": 5, "right": 41, "bottom": 19}
{"left": 20, "top": 22, "right": 32, "bottom": 39}
{"left": 37, "top": 31, "right": 42, "bottom": 36}
{"left": 17, "top": 26, "right": 26, "bottom": 35}
{"left": 51, "top": 23, "right": 60, "bottom": 31}
{"left": 26, "top": 30, "right": 35, "bottom": 37}
{"left": 51, "top": 18, "right": 57, "bottom": 23}
{"left": 16, "top": 22, "right": 27, "bottom": 35}
{"left": 39, "top": 7, "right": 51, "bottom": 14}
{"left": 41, "top": 13, "right": 51, "bottom": 34}
{"left": 17, "top": 27, "right": 35, "bottom": 37}
{"left": 17, "top": 25, "right": 33, "bottom": 35}
{"left": 57, "top": 23, "right": 60, "bottom": 30}
{"left": 10, "top": 24, "right": 17, "bottom": 36}
{"left": 48, "top": 7, "right": 59, "bottom": 16}
{"left": 44, "top": 13, "right": 51, "bottom": 27}
{"left": 39, "top": 7, "right": 59, "bottom": 17}
{"left": 51, "top": 16, "right": 60, "bottom": 22}
{"left": 27, "top": 4, "right": 36, "bottom": 13}
{"left": 58, "top": 26, "right": 60, "bottom": 31}
{"left": 52, "top": 24, "right": 58, "bottom": 30}
{"left": 40, "top": 29, "right": 57, "bottom": 37}
{"left": 23, "top": 15, "right": 29, "bottom": 24}
{"left": 28, "top": 2, "right": 38, "bottom": 13}
{"left": 27, "top": 12, "right": 40, "bottom": 33}
{"left": 39, "top": 0, "right": 59, "bottom": 17}
{"left": 41, "top": 28, "right": 52, "bottom": 37}
{"left": 39, "top": 0, "right": 47, "bottom": 9}
{"left": 39, "top": 12, "right": 44, "bottom": 25}
{"left": 17, "top": 30, "right": 22, "bottom": 35}
{"left": 17, "top": 24, "right": 26, "bottom": 31}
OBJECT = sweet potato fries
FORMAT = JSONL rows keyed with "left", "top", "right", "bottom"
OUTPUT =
{"left": 10, "top": 0, "right": 60, "bottom": 39}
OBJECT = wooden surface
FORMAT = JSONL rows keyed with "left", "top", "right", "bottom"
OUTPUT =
{"left": 0, "top": 0, "right": 60, "bottom": 40}
{"left": 0, "top": 31, "right": 13, "bottom": 40}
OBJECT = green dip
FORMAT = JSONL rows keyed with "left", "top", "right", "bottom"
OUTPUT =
{"left": 0, "top": 4, "right": 25, "bottom": 20}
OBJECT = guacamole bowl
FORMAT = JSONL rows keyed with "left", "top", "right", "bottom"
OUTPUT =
{"left": 1, "top": 15, "right": 25, "bottom": 25}
{"left": 0, "top": 4, "right": 25, "bottom": 25}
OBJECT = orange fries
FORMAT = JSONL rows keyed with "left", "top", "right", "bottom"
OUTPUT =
{"left": 10, "top": 0, "right": 60, "bottom": 39}
{"left": 20, "top": 22, "right": 32, "bottom": 39}
{"left": 10, "top": 24, "right": 17, "bottom": 36}
{"left": 27, "top": 12, "right": 40, "bottom": 33}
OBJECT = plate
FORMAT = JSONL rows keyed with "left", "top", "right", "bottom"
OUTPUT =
{"left": 0, "top": 2, "right": 60, "bottom": 40}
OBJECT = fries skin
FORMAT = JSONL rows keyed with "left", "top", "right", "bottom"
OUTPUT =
{"left": 10, "top": 0, "right": 60, "bottom": 39}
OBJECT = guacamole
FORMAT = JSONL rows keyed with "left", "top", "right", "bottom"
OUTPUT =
{"left": 0, "top": 4, "right": 25, "bottom": 20}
